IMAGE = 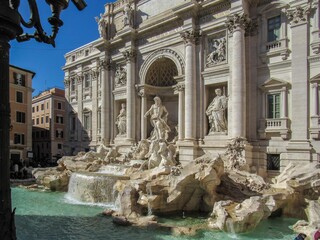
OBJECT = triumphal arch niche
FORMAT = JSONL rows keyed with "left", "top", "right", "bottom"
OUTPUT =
{"left": 138, "top": 48, "right": 185, "bottom": 142}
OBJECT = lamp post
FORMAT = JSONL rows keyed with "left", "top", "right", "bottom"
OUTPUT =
{"left": 0, "top": 1, "right": 86, "bottom": 239}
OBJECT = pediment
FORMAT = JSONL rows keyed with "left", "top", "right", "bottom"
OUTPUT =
{"left": 259, "top": 0, "right": 289, "bottom": 14}
{"left": 310, "top": 73, "right": 320, "bottom": 83}
{"left": 260, "top": 77, "right": 290, "bottom": 90}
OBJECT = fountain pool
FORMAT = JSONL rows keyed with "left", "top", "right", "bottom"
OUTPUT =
{"left": 12, "top": 187, "right": 297, "bottom": 240}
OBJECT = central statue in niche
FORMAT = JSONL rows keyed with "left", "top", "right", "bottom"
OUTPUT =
{"left": 144, "top": 96, "right": 171, "bottom": 141}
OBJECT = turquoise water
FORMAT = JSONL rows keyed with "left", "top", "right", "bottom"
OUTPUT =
{"left": 12, "top": 187, "right": 297, "bottom": 240}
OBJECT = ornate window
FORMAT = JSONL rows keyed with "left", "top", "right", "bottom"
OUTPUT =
{"left": 258, "top": 2, "right": 290, "bottom": 60}
{"left": 83, "top": 109, "right": 91, "bottom": 130}
{"left": 71, "top": 78, "right": 76, "bottom": 92}
{"left": 259, "top": 78, "right": 290, "bottom": 140}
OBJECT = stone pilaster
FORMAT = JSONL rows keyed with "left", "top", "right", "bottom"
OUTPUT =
{"left": 91, "top": 68, "right": 99, "bottom": 146}
{"left": 226, "top": 13, "right": 248, "bottom": 138}
{"left": 173, "top": 83, "right": 185, "bottom": 141}
{"left": 123, "top": 49, "right": 136, "bottom": 143}
{"left": 180, "top": 30, "right": 200, "bottom": 141}
{"left": 286, "top": 5, "right": 312, "bottom": 162}
{"left": 100, "top": 58, "right": 112, "bottom": 146}
{"left": 138, "top": 88, "right": 147, "bottom": 140}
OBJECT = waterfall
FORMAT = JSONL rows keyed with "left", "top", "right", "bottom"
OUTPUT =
{"left": 226, "top": 218, "right": 238, "bottom": 239}
{"left": 65, "top": 172, "right": 128, "bottom": 208}
{"left": 147, "top": 184, "right": 153, "bottom": 216}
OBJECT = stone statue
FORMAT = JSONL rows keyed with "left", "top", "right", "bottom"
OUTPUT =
{"left": 114, "top": 66, "right": 127, "bottom": 87}
{"left": 95, "top": 13, "right": 107, "bottom": 39}
{"left": 123, "top": 3, "right": 133, "bottom": 27}
{"left": 206, "top": 88, "right": 228, "bottom": 133}
{"left": 207, "top": 38, "right": 226, "bottom": 65}
{"left": 144, "top": 96, "right": 171, "bottom": 141}
{"left": 116, "top": 103, "right": 126, "bottom": 135}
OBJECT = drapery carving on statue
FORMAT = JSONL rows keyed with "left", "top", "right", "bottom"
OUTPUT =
{"left": 116, "top": 103, "right": 127, "bottom": 136}
{"left": 206, "top": 38, "right": 226, "bottom": 66}
{"left": 95, "top": 13, "right": 107, "bottom": 39}
{"left": 114, "top": 66, "right": 127, "bottom": 87}
{"left": 206, "top": 88, "right": 228, "bottom": 134}
{"left": 144, "top": 96, "right": 171, "bottom": 141}
{"left": 123, "top": 3, "right": 134, "bottom": 28}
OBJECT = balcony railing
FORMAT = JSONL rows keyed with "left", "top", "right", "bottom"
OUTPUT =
{"left": 259, "top": 118, "right": 290, "bottom": 139}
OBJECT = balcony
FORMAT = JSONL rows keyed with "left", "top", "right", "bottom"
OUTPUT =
{"left": 259, "top": 118, "right": 290, "bottom": 140}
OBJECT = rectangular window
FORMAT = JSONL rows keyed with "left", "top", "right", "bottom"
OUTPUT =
{"left": 16, "top": 91, "right": 23, "bottom": 103}
{"left": 32, "top": 107, "right": 35, "bottom": 113}
{"left": 16, "top": 112, "right": 26, "bottom": 123}
{"left": 36, "top": 106, "right": 39, "bottom": 112}
{"left": 71, "top": 116, "right": 76, "bottom": 131}
{"left": 83, "top": 114, "right": 90, "bottom": 130}
{"left": 41, "top": 104, "right": 44, "bottom": 110}
{"left": 267, "top": 93, "right": 280, "bottom": 119}
{"left": 14, "top": 133, "right": 25, "bottom": 144}
{"left": 84, "top": 74, "right": 90, "bottom": 88}
{"left": 14, "top": 73, "right": 26, "bottom": 86}
{"left": 47, "top": 102, "right": 49, "bottom": 109}
{"left": 58, "top": 102, "right": 62, "bottom": 109}
{"left": 32, "top": 119, "right": 35, "bottom": 125}
{"left": 267, "top": 16, "right": 281, "bottom": 42}
{"left": 58, "top": 143, "right": 62, "bottom": 149}
{"left": 36, "top": 118, "right": 39, "bottom": 125}
{"left": 46, "top": 116, "right": 49, "bottom": 123}
{"left": 267, "top": 154, "right": 280, "bottom": 171}
{"left": 41, "top": 117, "right": 44, "bottom": 124}
{"left": 71, "top": 79, "right": 76, "bottom": 92}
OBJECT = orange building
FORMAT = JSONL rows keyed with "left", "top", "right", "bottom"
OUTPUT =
{"left": 32, "top": 88, "right": 66, "bottom": 165}
{"left": 9, "top": 65, "right": 35, "bottom": 166}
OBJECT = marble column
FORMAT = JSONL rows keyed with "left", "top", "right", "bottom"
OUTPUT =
{"left": 138, "top": 89, "right": 147, "bottom": 140}
{"left": 91, "top": 69, "right": 98, "bottom": 145}
{"left": 76, "top": 74, "right": 83, "bottom": 150}
{"left": 180, "top": 30, "right": 199, "bottom": 141}
{"left": 123, "top": 49, "right": 136, "bottom": 142}
{"left": 226, "top": 13, "right": 247, "bottom": 138}
{"left": 100, "top": 58, "right": 112, "bottom": 146}
{"left": 174, "top": 84, "right": 185, "bottom": 141}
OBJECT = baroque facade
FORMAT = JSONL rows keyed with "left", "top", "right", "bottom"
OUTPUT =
{"left": 63, "top": 0, "right": 320, "bottom": 176}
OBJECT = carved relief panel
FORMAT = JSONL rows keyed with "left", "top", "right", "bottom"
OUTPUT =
{"left": 205, "top": 32, "right": 227, "bottom": 67}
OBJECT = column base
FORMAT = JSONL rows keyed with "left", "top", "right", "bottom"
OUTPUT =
{"left": 177, "top": 140, "right": 204, "bottom": 166}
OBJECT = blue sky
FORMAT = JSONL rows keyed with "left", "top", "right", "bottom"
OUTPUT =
{"left": 10, "top": 0, "right": 114, "bottom": 96}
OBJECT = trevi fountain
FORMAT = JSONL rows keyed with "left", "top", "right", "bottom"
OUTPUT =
{"left": 16, "top": 95, "right": 320, "bottom": 239}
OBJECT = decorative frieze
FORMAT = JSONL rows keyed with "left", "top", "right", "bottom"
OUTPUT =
{"left": 180, "top": 30, "right": 201, "bottom": 45}
{"left": 114, "top": 65, "right": 127, "bottom": 87}
{"left": 206, "top": 37, "right": 226, "bottom": 66}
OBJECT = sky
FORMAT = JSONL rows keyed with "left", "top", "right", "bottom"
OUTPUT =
{"left": 10, "top": 0, "right": 115, "bottom": 96}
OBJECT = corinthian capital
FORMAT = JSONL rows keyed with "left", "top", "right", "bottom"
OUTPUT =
{"left": 286, "top": 5, "right": 311, "bottom": 25}
{"left": 180, "top": 30, "right": 201, "bottom": 45}
{"left": 99, "top": 58, "right": 113, "bottom": 71}
{"left": 173, "top": 83, "right": 185, "bottom": 92}
{"left": 122, "top": 49, "right": 136, "bottom": 62}
{"left": 225, "top": 13, "right": 250, "bottom": 35}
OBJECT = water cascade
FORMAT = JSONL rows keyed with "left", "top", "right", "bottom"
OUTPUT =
{"left": 147, "top": 183, "right": 153, "bottom": 216}
{"left": 66, "top": 172, "right": 129, "bottom": 206}
{"left": 226, "top": 218, "right": 238, "bottom": 239}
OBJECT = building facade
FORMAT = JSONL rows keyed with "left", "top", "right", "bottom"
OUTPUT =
{"left": 9, "top": 65, "right": 34, "bottom": 165}
{"left": 32, "top": 88, "right": 66, "bottom": 164}
{"left": 63, "top": 0, "right": 320, "bottom": 176}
